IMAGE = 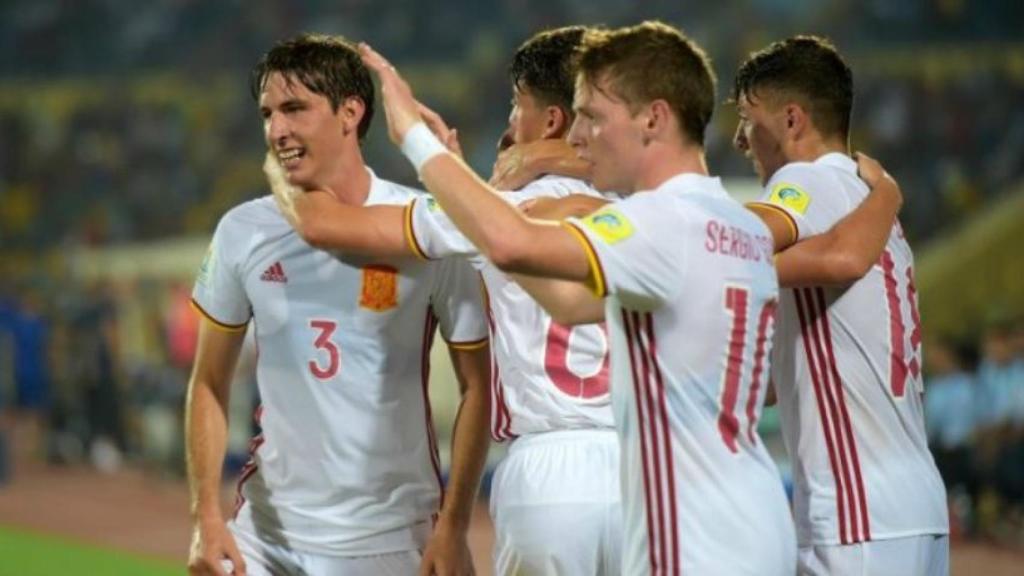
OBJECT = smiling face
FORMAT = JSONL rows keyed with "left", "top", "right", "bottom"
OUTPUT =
{"left": 259, "top": 72, "right": 358, "bottom": 190}
{"left": 733, "top": 91, "right": 789, "bottom": 185}
{"left": 567, "top": 75, "right": 645, "bottom": 194}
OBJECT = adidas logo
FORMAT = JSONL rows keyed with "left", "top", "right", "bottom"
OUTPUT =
{"left": 260, "top": 262, "right": 288, "bottom": 283}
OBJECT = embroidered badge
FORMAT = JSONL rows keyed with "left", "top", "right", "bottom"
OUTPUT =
{"left": 768, "top": 182, "right": 811, "bottom": 215}
{"left": 360, "top": 264, "right": 399, "bottom": 311}
{"left": 581, "top": 208, "right": 634, "bottom": 244}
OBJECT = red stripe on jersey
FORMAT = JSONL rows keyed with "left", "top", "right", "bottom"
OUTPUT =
{"left": 421, "top": 310, "right": 445, "bottom": 506}
{"left": 815, "top": 287, "right": 871, "bottom": 541}
{"left": 232, "top": 429, "right": 265, "bottom": 519}
{"left": 746, "top": 300, "right": 776, "bottom": 444}
{"left": 622, "top": 309, "right": 661, "bottom": 574}
{"left": 794, "top": 289, "right": 850, "bottom": 544}
{"left": 634, "top": 311, "right": 669, "bottom": 574}
{"left": 881, "top": 251, "right": 908, "bottom": 397}
{"left": 484, "top": 301, "right": 515, "bottom": 442}
{"left": 643, "top": 312, "right": 680, "bottom": 575}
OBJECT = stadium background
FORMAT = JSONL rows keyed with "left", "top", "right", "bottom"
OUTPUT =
{"left": 1, "top": 0, "right": 1023, "bottom": 573}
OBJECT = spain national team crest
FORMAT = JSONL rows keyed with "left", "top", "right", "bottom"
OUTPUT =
{"left": 360, "top": 264, "right": 399, "bottom": 311}
{"left": 768, "top": 182, "right": 811, "bottom": 215}
{"left": 581, "top": 208, "right": 634, "bottom": 244}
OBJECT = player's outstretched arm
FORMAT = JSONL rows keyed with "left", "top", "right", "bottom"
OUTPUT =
{"left": 422, "top": 344, "right": 491, "bottom": 576}
{"left": 490, "top": 138, "right": 589, "bottom": 191}
{"left": 186, "top": 320, "right": 248, "bottom": 576}
{"left": 359, "top": 43, "right": 593, "bottom": 282}
{"left": 519, "top": 194, "right": 610, "bottom": 221}
{"left": 264, "top": 154, "right": 411, "bottom": 257}
{"left": 774, "top": 152, "right": 902, "bottom": 287}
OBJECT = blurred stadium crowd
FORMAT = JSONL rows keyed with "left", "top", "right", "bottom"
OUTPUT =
{"left": 1, "top": 0, "right": 1023, "bottom": 547}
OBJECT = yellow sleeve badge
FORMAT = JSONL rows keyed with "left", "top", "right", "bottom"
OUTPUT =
{"left": 768, "top": 182, "right": 811, "bottom": 215}
{"left": 360, "top": 264, "right": 399, "bottom": 311}
{"left": 580, "top": 208, "right": 634, "bottom": 244}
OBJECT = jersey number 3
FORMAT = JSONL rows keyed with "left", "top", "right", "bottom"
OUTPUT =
{"left": 309, "top": 319, "right": 340, "bottom": 379}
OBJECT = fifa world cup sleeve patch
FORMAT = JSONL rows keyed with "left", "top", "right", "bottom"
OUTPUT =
{"left": 360, "top": 264, "right": 399, "bottom": 311}
{"left": 580, "top": 208, "right": 635, "bottom": 245}
{"left": 425, "top": 197, "right": 442, "bottom": 213}
{"left": 196, "top": 244, "right": 214, "bottom": 286}
{"left": 767, "top": 182, "right": 811, "bottom": 215}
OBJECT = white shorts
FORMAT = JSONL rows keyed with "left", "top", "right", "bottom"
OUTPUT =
{"left": 490, "top": 428, "right": 621, "bottom": 576}
{"left": 798, "top": 534, "right": 949, "bottom": 576}
{"left": 228, "top": 524, "right": 422, "bottom": 576}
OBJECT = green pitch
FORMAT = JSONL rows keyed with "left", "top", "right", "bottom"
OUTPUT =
{"left": 0, "top": 525, "right": 180, "bottom": 576}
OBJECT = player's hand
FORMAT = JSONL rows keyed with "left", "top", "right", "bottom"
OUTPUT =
{"left": 418, "top": 102, "right": 464, "bottom": 159}
{"left": 264, "top": 152, "right": 301, "bottom": 227}
{"left": 187, "top": 518, "right": 246, "bottom": 576}
{"left": 419, "top": 520, "right": 475, "bottom": 576}
{"left": 490, "top": 138, "right": 578, "bottom": 190}
{"left": 854, "top": 151, "right": 902, "bottom": 209}
{"left": 359, "top": 43, "right": 424, "bottom": 146}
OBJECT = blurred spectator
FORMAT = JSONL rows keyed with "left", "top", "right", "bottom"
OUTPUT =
{"left": 924, "top": 337, "right": 978, "bottom": 536}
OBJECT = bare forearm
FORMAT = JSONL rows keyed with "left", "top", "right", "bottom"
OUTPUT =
{"left": 440, "top": 349, "right": 491, "bottom": 530}
{"left": 186, "top": 380, "right": 230, "bottom": 522}
{"left": 512, "top": 273, "right": 605, "bottom": 325}
{"left": 293, "top": 196, "right": 409, "bottom": 257}
{"left": 420, "top": 154, "right": 589, "bottom": 279}
{"left": 777, "top": 177, "right": 901, "bottom": 287}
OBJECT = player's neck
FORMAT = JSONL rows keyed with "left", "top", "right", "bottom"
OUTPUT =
{"left": 321, "top": 147, "right": 371, "bottom": 206}
{"left": 634, "top": 144, "right": 708, "bottom": 192}
{"left": 785, "top": 134, "right": 848, "bottom": 164}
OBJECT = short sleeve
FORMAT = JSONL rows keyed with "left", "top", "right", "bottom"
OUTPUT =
{"left": 406, "top": 196, "right": 479, "bottom": 260}
{"left": 191, "top": 215, "right": 251, "bottom": 330}
{"left": 430, "top": 257, "right": 488, "bottom": 349}
{"left": 565, "top": 196, "right": 685, "bottom": 309}
{"left": 749, "top": 164, "right": 851, "bottom": 241}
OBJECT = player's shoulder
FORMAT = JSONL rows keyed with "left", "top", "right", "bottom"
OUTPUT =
{"left": 218, "top": 196, "right": 282, "bottom": 232}
{"left": 370, "top": 173, "right": 424, "bottom": 205}
{"left": 518, "top": 175, "right": 599, "bottom": 200}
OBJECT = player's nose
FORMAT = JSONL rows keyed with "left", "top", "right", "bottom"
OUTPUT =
{"left": 567, "top": 117, "right": 585, "bottom": 150}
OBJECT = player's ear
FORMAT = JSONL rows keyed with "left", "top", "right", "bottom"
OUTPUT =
{"left": 543, "top": 105, "right": 569, "bottom": 139}
{"left": 784, "top": 103, "right": 808, "bottom": 138}
{"left": 339, "top": 96, "right": 366, "bottom": 137}
{"left": 643, "top": 99, "right": 672, "bottom": 144}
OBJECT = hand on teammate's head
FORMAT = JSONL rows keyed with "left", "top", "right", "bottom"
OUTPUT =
{"left": 358, "top": 42, "right": 423, "bottom": 146}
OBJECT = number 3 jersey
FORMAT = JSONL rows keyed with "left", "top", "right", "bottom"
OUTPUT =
{"left": 407, "top": 175, "right": 615, "bottom": 440}
{"left": 191, "top": 170, "right": 487, "bottom": 556}
{"left": 566, "top": 174, "right": 796, "bottom": 576}
{"left": 751, "top": 152, "right": 947, "bottom": 546}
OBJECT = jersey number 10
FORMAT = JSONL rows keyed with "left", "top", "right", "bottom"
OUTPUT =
{"left": 718, "top": 285, "right": 776, "bottom": 453}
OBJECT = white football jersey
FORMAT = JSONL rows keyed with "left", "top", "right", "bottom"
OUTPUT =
{"left": 751, "top": 152, "right": 948, "bottom": 546}
{"left": 408, "top": 175, "right": 615, "bottom": 440}
{"left": 567, "top": 173, "right": 796, "bottom": 575}
{"left": 191, "top": 169, "right": 487, "bottom": 556}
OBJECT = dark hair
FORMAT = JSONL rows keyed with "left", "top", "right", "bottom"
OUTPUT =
{"left": 509, "top": 26, "right": 588, "bottom": 115}
{"left": 733, "top": 36, "right": 853, "bottom": 140}
{"left": 250, "top": 33, "right": 375, "bottom": 140}
{"left": 575, "top": 21, "right": 716, "bottom": 146}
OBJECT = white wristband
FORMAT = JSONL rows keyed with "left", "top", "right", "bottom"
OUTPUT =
{"left": 400, "top": 122, "right": 447, "bottom": 173}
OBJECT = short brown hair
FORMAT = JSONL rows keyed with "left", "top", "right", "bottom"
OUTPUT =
{"left": 575, "top": 21, "right": 717, "bottom": 146}
{"left": 733, "top": 36, "right": 853, "bottom": 140}
{"left": 251, "top": 33, "right": 375, "bottom": 140}
{"left": 509, "top": 26, "right": 588, "bottom": 115}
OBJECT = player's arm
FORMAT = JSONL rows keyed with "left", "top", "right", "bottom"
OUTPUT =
{"left": 490, "top": 138, "right": 590, "bottom": 191}
{"left": 186, "top": 319, "right": 248, "bottom": 576}
{"left": 360, "top": 44, "right": 596, "bottom": 291}
{"left": 265, "top": 154, "right": 410, "bottom": 258}
{"left": 519, "top": 194, "right": 610, "bottom": 221}
{"left": 749, "top": 153, "right": 902, "bottom": 287}
{"left": 423, "top": 343, "right": 491, "bottom": 576}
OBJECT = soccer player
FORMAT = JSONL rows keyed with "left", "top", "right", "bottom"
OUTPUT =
{"left": 269, "top": 27, "right": 622, "bottom": 575}
{"left": 360, "top": 21, "right": 798, "bottom": 575}
{"left": 185, "top": 34, "right": 490, "bottom": 576}
{"left": 734, "top": 36, "right": 949, "bottom": 575}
